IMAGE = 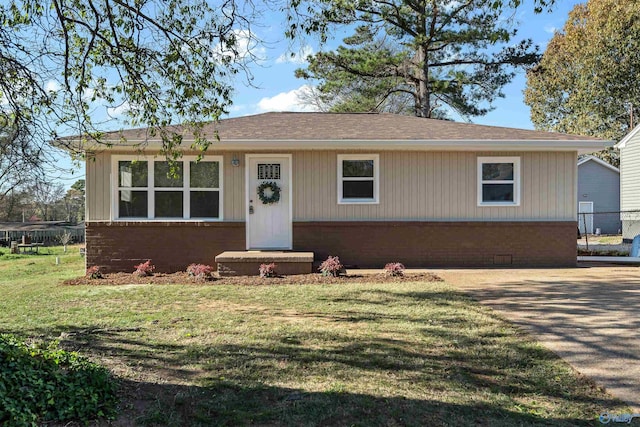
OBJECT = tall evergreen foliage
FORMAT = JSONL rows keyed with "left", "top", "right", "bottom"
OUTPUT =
{"left": 293, "top": 0, "right": 540, "bottom": 119}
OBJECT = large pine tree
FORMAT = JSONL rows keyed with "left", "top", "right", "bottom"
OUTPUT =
{"left": 293, "top": 0, "right": 540, "bottom": 119}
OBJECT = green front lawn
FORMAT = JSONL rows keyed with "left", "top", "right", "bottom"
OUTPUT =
{"left": 0, "top": 246, "right": 625, "bottom": 425}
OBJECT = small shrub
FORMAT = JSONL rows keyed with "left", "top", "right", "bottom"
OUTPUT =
{"left": 319, "top": 256, "right": 344, "bottom": 277}
{"left": 259, "top": 262, "right": 278, "bottom": 278}
{"left": 133, "top": 260, "right": 155, "bottom": 277}
{"left": 384, "top": 262, "right": 405, "bottom": 277}
{"left": 57, "top": 231, "right": 73, "bottom": 253}
{"left": 0, "top": 334, "right": 118, "bottom": 424}
{"left": 186, "top": 263, "right": 214, "bottom": 280}
{"left": 86, "top": 265, "right": 103, "bottom": 279}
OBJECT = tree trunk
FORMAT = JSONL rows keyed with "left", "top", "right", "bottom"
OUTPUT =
{"left": 415, "top": 44, "right": 430, "bottom": 118}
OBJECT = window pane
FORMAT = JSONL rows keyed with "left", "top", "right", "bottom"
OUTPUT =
{"left": 190, "top": 161, "right": 219, "bottom": 188}
{"left": 119, "top": 190, "right": 148, "bottom": 217}
{"left": 343, "top": 160, "right": 374, "bottom": 178}
{"left": 482, "top": 163, "right": 514, "bottom": 181}
{"left": 190, "top": 191, "right": 220, "bottom": 218}
{"left": 343, "top": 180, "right": 374, "bottom": 199}
{"left": 154, "top": 162, "right": 183, "bottom": 187}
{"left": 119, "top": 161, "right": 148, "bottom": 187}
{"left": 482, "top": 184, "right": 514, "bottom": 202}
{"left": 155, "top": 191, "right": 183, "bottom": 217}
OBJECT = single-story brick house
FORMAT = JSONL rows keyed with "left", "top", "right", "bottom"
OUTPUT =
{"left": 74, "top": 112, "right": 608, "bottom": 272}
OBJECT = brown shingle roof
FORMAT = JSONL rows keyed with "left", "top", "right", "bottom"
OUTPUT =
{"left": 102, "top": 112, "right": 601, "bottom": 142}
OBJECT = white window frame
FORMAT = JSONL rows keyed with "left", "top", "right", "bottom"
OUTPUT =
{"left": 337, "top": 154, "right": 380, "bottom": 204}
{"left": 111, "top": 155, "right": 224, "bottom": 221}
{"left": 477, "top": 156, "right": 521, "bottom": 207}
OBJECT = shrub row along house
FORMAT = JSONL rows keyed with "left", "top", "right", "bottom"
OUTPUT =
{"left": 69, "top": 112, "right": 608, "bottom": 273}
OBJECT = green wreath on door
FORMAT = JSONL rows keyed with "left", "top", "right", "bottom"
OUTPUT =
{"left": 257, "top": 181, "right": 281, "bottom": 204}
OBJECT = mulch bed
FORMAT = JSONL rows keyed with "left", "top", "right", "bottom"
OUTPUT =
{"left": 63, "top": 271, "right": 443, "bottom": 286}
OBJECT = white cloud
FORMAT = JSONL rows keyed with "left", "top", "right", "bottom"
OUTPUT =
{"left": 45, "top": 80, "right": 61, "bottom": 93}
{"left": 443, "top": 0, "right": 462, "bottom": 11}
{"left": 211, "top": 29, "right": 266, "bottom": 63}
{"left": 82, "top": 87, "right": 96, "bottom": 101}
{"left": 107, "top": 101, "right": 131, "bottom": 118}
{"left": 256, "top": 85, "right": 318, "bottom": 113}
{"left": 544, "top": 26, "right": 558, "bottom": 34}
{"left": 276, "top": 45, "right": 314, "bottom": 64}
{"left": 227, "top": 104, "right": 246, "bottom": 113}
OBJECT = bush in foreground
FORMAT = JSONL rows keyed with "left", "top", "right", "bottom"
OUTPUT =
{"left": 86, "top": 265, "right": 103, "bottom": 279}
{"left": 0, "top": 334, "right": 118, "bottom": 425}
{"left": 319, "top": 256, "right": 344, "bottom": 277}
{"left": 187, "top": 263, "right": 214, "bottom": 280}
{"left": 384, "top": 262, "right": 405, "bottom": 277}
{"left": 259, "top": 262, "right": 278, "bottom": 278}
{"left": 133, "top": 260, "right": 155, "bottom": 277}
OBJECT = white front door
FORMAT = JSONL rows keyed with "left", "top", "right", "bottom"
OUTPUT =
{"left": 246, "top": 155, "right": 292, "bottom": 249}
{"left": 578, "top": 201, "right": 594, "bottom": 235}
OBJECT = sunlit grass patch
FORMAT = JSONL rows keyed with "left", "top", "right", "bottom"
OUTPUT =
{"left": 0, "top": 250, "right": 627, "bottom": 425}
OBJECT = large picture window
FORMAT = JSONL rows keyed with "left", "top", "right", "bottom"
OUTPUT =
{"left": 113, "top": 156, "right": 222, "bottom": 220}
{"left": 477, "top": 156, "right": 520, "bottom": 206}
{"left": 337, "top": 154, "right": 379, "bottom": 204}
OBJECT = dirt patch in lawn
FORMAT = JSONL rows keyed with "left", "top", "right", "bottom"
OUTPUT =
{"left": 63, "top": 271, "right": 442, "bottom": 286}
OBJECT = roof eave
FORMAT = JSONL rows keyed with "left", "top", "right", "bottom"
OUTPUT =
{"left": 616, "top": 124, "right": 640, "bottom": 149}
{"left": 577, "top": 154, "right": 620, "bottom": 173}
{"left": 73, "top": 139, "right": 611, "bottom": 153}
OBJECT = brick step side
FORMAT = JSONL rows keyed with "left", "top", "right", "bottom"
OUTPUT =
{"left": 215, "top": 251, "right": 314, "bottom": 276}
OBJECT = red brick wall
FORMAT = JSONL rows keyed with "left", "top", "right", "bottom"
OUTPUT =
{"left": 87, "top": 220, "right": 577, "bottom": 272}
{"left": 86, "top": 222, "right": 245, "bottom": 273}
{"left": 294, "top": 221, "right": 577, "bottom": 268}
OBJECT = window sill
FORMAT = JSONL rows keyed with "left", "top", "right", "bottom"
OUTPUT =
{"left": 112, "top": 218, "right": 224, "bottom": 222}
{"left": 478, "top": 202, "right": 520, "bottom": 207}
{"left": 338, "top": 200, "right": 379, "bottom": 205}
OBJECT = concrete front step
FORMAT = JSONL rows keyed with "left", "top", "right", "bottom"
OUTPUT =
{"left": 215, "top": 251, "right": 314, "bottom": 276}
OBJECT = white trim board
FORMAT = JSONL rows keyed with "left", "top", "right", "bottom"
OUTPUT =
{"left": 578, "top": 155, "right": 619, "bottom": 173}
{"left": 616, "top": 124, "right": 640, "bottom": 149}
{"left": 74, "top": 139, "right": 612, "bottom": 154}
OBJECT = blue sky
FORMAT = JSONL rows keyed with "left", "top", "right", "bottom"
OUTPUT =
{"left": 56, "top": 0, "right": 584, "bottom": 185}
{"left": 226, "top": 0, "right": 582, "bottom": 128}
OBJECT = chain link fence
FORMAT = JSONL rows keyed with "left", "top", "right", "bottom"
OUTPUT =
{"left": 577, "top": 209, "right": 640, "bottom": 254}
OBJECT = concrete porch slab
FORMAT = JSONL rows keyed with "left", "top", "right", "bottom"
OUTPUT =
{"left": 215, "top": 251, "right": 314, "bottom": 276}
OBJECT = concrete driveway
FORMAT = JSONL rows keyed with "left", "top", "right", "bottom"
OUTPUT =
{"left": 435, "top": 265, "right": 640, "bottom": 411}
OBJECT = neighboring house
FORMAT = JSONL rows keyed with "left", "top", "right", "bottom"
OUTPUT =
{"left": 577, "top": 155, "right": 621, "bottom": 235}
{"left": 616, "top": 126, "right": 640, "bottom": 241}
{"left": 70, "top": 112, "right": 607, "bottom": 272}
{"left": 0, "top": 221, "right": 85, "bottom": 246}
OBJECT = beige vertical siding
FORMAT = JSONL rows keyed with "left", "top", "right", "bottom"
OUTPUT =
{"left": 86, "top": 150, "right": 577, "bottom": 222}
{"left": 620, "top": 133, "right": 640, "bottom": 213}
{"left": 223, "top": 152, "right": 244, "bottom": 220}
{"left": 86, "top": 152, "right": 111, "bottom": 221}
{"left": 292, "top": 151, "right": 576, "bottom": 221}
{"left": 86, "top": 151, "right": 245, "bottom": 221}
{"left": 620, "top": 132, "right": 640, "bottom": 239}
